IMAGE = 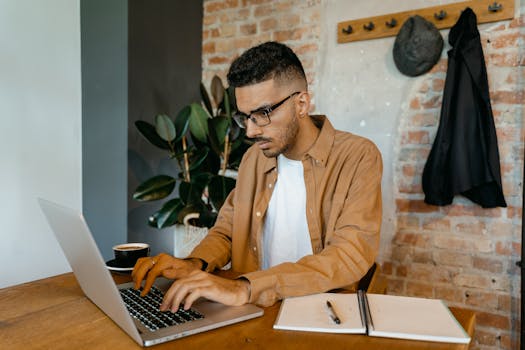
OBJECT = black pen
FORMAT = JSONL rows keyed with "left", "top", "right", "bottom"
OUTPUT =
{"left": 325, "top": 300, "right": 341, "bottom": 324}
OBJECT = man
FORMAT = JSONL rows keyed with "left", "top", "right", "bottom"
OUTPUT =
{"left": 133, "top": 41, "right": 382, "bottom": 311}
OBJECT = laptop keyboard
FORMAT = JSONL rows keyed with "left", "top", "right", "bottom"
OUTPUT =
{"left": 119, "top": 286, "right": 204, "bottom": 332}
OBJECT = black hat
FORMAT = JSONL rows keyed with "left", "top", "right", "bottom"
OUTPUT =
{"left": 393, "top": 15, "right": 444, "bottom": 77}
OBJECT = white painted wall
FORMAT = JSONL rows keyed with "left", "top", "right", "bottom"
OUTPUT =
{"left": 317, "top": 0, "right": 462, "bottom": 259}
{"left": 0, "top": 0, "right": 81, "bottom": 288}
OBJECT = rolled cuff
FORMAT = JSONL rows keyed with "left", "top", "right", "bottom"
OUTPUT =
{"left": 240, "top": 270, "right": 280, "bottom": 307}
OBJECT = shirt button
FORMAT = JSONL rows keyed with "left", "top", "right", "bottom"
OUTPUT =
{"left": 268, "top": 183, "right": 273, "bottom": 188}
{"left": 253, "top": 246, "right": 257, "bottom": 252}
{"left": 256, "top": 211, "right": 262, "bottom": 217}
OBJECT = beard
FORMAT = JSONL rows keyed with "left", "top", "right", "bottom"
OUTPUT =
{"left": 258, "top": 113, "right": 299, "bottom": 158}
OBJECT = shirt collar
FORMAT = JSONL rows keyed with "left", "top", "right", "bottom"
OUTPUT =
{"left": 304, "top": 115, "right": 335, "bottom": 167}
{"left": 262, "top": 154, "right": 277, "bottom": 173}
{"left": 260, "top": 115, "right": 335, "bottom": 172}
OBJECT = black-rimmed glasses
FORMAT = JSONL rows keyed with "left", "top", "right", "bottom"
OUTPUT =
{"left": 232, "top": 91, "right": 300, "bottom": 129}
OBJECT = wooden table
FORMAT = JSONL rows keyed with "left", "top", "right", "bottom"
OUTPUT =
{"left": 1, "top": 273, "right": 475, "bottom": 349}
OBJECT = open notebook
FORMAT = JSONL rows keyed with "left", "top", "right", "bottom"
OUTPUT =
{"left": 274, "top": 292, "right": 470, "bottom": 344}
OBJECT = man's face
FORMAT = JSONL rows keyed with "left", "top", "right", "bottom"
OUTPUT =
{"left": 235, "top": 79, "right": 300, "bottom": 158}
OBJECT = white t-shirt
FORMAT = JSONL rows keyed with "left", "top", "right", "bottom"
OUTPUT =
{"left": 262, "top": 154, "right": 313, "bottom": 269}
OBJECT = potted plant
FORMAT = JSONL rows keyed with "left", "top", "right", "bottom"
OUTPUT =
{"left": 132, "top": 76, "right": 249, "bottom": 254}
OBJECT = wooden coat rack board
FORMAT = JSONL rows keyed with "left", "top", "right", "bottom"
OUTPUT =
{"left": 337, "top": 0, "right": 515, "bottom": 43}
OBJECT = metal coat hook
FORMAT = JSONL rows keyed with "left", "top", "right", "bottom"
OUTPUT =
{"left": 342, "top": 25, "right": 353, "bottom": 35}
{"left": 434, "top": 10, "right": 447, "bottom": 20}
{"left": 488, "top": 2, "right": 503, "bottom": 12}
{"left": 385, "top": 18, "right": 398, "bottom": 28}
{"left": 363, "top": 22, "right": 375, "bottom": 31}
{"left": 338, "top": 0, "right": 514, "bottom": 44}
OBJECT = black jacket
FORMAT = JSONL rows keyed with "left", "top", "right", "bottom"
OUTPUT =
{"left": 422, "top": 8, "right": 506, "bottom": 208}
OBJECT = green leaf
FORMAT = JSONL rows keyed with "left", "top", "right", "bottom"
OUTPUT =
{"left": 208, "top": 175, "right": 236, "bottom": 211}
{"left": 133, "top": 175, "right": 176, "bottom": 201}
{"left": 155, "top": 114, "right": 176, "bottom": 142}
{"left": 200, "top": 82, "right": 213, "bottom": 117}
{"left": 191, "top": 149, "right": 220, "bottom": 176}
{"left": 229, "top": 119, "right": 243, "bottom": 141}
{"left": 206, "top": 119, "right": 223, "bottom": 157}
{"left": 198, "top": 209, "right": 217, "bottom": 228}
{"left": 172, "top": 144, "right": 195, "bottom": 162}
{"left": 210, "top": 116, "right": 229, "bottom": 146}
{"left": 219, "top": 86, "right": 236, "bottom": 117}
{"left": 156, "top": 198, "right": 185, "bottom": 228}
{"left": 229, "top": 131, "right": 244, "bottom": 152}
{"left": 227, "top": 85, "right": 236, "bottom": 110}
{"left": 210, "top": 75, "right": 224, "bottom": 110}
{"left": 189, "top": 103, "right": 210, "bottom": 143}
{"left": 148, "top": 211, "right": 160, "bottom": 228}
{"left": 174, "top": 105, "right": 191, "bottom": 143}
{"left": 228, "top": 140, "right": 250, "bottom": 169}
{"left": 178, "top": 181, "right": 198, "bottom": 205}
{"left": 179, "top": 173, "right": 210, "bottom": 205}
{"left": 223, "top": 88, "right": 231, "bottom": 118}
{"left": 135, "top": 120, "right": 170, "bottom": 150}
{"left": 192, "top": 172, "right": 213, "bottom": 189}
{"left": 189, "top": 147, "right": 210, "bottom": 171}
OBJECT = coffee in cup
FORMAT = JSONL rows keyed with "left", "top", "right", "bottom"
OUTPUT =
{"left": 112, "top": 242, "right": 150, "bottom": 266}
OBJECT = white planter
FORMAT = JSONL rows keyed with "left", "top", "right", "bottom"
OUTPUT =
{"left": 173, "top": 223, "right": 208, "bottom": 258}
{"left": 173, "top": 214, "right": 209, "bottom": 259}
{"left": 173, "top": 223, "right": 232, "bottom": 270}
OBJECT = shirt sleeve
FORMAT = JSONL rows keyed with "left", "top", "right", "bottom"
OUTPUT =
{"left": 187, "top": 189, "right": 236, "bottom": 272}
{"left": 242, "top": 143, "right": 383, "bottom": 307}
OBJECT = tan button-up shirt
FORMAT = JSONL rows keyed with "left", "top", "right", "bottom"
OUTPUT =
{"left": 189, "top": 115, "right": 382, "bottom": 306}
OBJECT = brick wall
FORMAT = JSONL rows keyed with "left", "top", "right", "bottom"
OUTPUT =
{"left": 202, "top": 0, "right": 322, "bottom": 109}
{"left": 389, "top": 13, "right": 524, "bottom": 349}
{"left": 202, "top": 1, "right": 524, "bottom": 349}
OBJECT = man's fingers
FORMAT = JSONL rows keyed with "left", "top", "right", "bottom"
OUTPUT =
{"left": 158, "top": 272, "right": 251, "bottom": 313}
{"left": 181, "top": 288, "right": 202, "bottom": 310}
{"left": 141, "top": 260, "right": 162, "bottom": 296}
{"left": 161, "top": 278, "right": 192, "bottom": 311}
{"left": 131, "top": 255, "right": 217, "bottom": 306}
{"left": 131, "top": 256, "right": 149, "bottom": 279}
{"left": 132, "top": 257, "right": 154, "bottom": 290}
{"left": 162, "top": 271, "right": 206, "bottom": 311}
{"left": 132, "top": 253, "right": 173, "bottom": 294}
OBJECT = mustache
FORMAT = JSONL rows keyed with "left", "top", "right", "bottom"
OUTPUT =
{"left": 252, "top": 137, "right": 272, "bottom": 143}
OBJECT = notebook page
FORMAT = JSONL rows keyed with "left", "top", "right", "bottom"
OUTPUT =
{"left": 366, "top": 294, "right": 470, "bottom": 344}
{"left": 273, "top": 293, "right": 366, "bottom": 334}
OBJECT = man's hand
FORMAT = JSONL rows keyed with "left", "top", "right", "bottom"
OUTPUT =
{"left": 131, "top": 253, "right": 202, "bottom": 296}
{"left": 160, "top": 270, "right": 251, "bottom": 312}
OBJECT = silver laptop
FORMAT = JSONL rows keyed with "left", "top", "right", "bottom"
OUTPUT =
{"left": 38, "top": 198, "right": 263, "bottom": 347}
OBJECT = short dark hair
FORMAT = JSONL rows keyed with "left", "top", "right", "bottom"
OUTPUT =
{"left": 227, "top": 41, "right": 306, "bottom": 88}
